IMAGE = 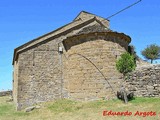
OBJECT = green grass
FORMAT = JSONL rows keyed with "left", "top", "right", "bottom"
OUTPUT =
{"left": 48, "top": 99, "right": 79, "bottom": 112}
{"left": 0, "top": 96, "right": 160, "bottom": 120}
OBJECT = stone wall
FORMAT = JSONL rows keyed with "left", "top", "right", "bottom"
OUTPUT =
{"left": 13, "top": 21, "right": 110, "bottom": 110}
{"left": 14, "top": 30, "right": 130, "bottom": 110}
{"left": 63, "top": 32, "right": 130, "bottom": 101}
{"left": 126, "top": 64, "right": 160, "bottom": 97}
{"left": 15, "top": 37, "right": 64, "bottom": 110}
{"left": 0, "top": 90, "right": 12, "bottom": 97}
{"left": 13, "top": 60, "right": 18, "bottom": 105}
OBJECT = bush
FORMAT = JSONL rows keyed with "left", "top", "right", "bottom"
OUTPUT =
{"left": 116, "top": 52, "right": 136, "bottom": 76}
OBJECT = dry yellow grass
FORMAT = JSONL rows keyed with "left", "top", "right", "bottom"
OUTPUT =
{"left": 0, "top": 96, "right": 160, "bottom": 120}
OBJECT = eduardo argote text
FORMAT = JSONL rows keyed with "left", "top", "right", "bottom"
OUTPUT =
{"left": 103, "top": 110, "right": 157, "bottom": 117}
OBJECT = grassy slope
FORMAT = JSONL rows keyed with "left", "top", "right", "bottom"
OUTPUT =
{"left": 0, "top": 96, "right": 160, "bottom": 120}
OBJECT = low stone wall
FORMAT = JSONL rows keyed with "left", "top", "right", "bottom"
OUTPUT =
{"left": 126, "top": 64, "right": 160, "bottom": 97}
{"left": 0, "top": 90, "right": 12, "bottom": 97}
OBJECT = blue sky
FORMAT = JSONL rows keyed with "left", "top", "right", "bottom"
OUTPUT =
{"left": 0, "top": 0, "right": 160, "bottom": 90}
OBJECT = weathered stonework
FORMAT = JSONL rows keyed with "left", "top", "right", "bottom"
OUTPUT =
{"left": 13, "top": 11, "right": 131, "bottom": 110}
{"left": 63, "top": 32, "right": 130, "bottom": 101}
{"left": 126, "top": 64, "right": 160, "bottom": 97}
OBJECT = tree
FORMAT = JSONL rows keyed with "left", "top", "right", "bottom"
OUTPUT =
{"left": 141, "top": 44, "right": 160, "bottom": 64}
{"left": 116, "top": 52, "right": 136, "bottom": 76}
{"left": 116, "top": 52, "right": 136, "bottom": 104}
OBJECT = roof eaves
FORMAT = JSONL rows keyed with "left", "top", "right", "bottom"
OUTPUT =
{"left": 64, "top": 31, "right": 131, "bottom": 44}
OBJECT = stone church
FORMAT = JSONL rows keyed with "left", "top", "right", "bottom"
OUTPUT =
{"left": 13, "top": 11, "right": 131, "bottom": 110}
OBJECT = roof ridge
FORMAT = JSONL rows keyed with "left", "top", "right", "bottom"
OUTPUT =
{"left": 73, "top": 11, "right": 109, "bottom": 21}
